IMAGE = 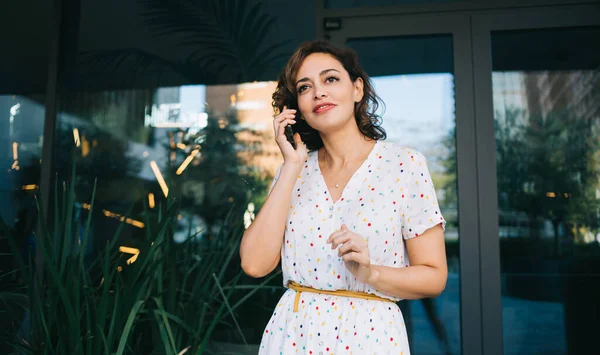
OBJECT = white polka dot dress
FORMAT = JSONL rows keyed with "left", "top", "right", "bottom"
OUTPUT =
{"left": 259, "top": 140, "right": 446, "bottom": 355}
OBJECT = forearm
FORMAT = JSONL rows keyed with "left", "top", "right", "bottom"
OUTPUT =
{"left": 240, "top": 163, "right": 300, "bottom": 277}
{"left": 367, "top": 264, "right": 447, "bottom": 300}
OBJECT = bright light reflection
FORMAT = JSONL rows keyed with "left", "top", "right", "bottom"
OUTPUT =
{"left": 73, "top": 128, "right": 81, "bottom": 147}
{"left": 150, "top": 160, "right": 169, "bottom": 197}
{"left": 148, "top": 193, "right": 155, "bottom": 209}
{"left": 176, "top": 149, "right": 200, "bottom": 175}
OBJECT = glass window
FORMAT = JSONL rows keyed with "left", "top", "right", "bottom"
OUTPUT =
{"left": 0, "top": 4, "right": 50, "bottom": 350}
{"left": 49, "top": 0, "right": 315, "bottom": 351}
{"left": 0, "top": 95, "right": 45, "bottom": 286}
{"left": 348, "top": 35, "right": 460, "bottom": 355}
{"left": 492, "top": 26, "right": 600, "bottom": 355}
{"left": 53, "top": 82, "right": 282, "bottom": 351}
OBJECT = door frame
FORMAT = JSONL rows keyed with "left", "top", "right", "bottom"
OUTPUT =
{"left": 319, "top": 2, "right": 600, "bottom": 355}
{"left": 471, "top": 4, "right": 600, "bottom": 355}
{"left": 324, "top": 12, "right": 483, "bottom": 355}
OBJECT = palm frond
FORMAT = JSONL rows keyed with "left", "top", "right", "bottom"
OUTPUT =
{"left": 137, "top": 0, "right": 290, "bottom": 81}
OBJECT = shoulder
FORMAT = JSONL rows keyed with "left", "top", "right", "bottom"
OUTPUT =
{"left": 378, "top": 141, "right": 428, "bottom": 164}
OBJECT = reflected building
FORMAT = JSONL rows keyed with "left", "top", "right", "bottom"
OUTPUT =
{"left": 205, "top": 82, "right": 282, "bottom": 179}
{"left": 233, "top": 81, "right": 281, "bottom": 179}
{"left": 492, "top": 72, "right": 529, "bottom": 120}
{"left": 524, "top": 70, "right": 600, "bottom": 122}
{"left": 492, "top": 69, "right": 599, "bottom": 124}
{"left": 139, "top": 83, "right": 282, "bottom": 182}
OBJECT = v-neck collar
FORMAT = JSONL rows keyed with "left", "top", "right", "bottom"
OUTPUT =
{"left": 315, "top": 140, "right": 379, "bottom": 205}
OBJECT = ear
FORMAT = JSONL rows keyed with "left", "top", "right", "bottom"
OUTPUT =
{"left": 353, "top": 77, "right": 364, "bottom": 103}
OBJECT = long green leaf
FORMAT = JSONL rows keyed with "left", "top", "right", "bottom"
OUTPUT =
{"left": 211, "top": 273, "right": 247, "bottom": 345}
{"left": 96, "top": 323, "right": 110, "bottom": 355}
{"left": 155, "top": 310, "right": 176, "bottom": 355}
{"left": 60, "top": 154, "right": 77, "bottom": 275}
{"left": 115, "top": 300, "right": 145, "bottom": 355}
{"left": 34, "top": 222, "right": 77, "bottom": 335}
{"left": 230, "top": 270, "right": 282, "bottom": 312}
{"left": 54, "top": 176, "right": 59, "bottom": 259}
{"left": 106, "top": 277, "right": 121, "bottom": 349}
{"left": 162, "top": 310, "right": 195, "bottom": 335}
{"left": 80, "top": 178, "right": 97, "bottom": 262}
{"left": 35, "top": 283, "right": 52, "bottom": 353}
{"left": 153, "top": 297, "right": 177, "bottom": 352}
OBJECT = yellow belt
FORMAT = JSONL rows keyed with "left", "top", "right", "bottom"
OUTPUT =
{"left": 288, "top": 281, "right": 395, "bottom": 312}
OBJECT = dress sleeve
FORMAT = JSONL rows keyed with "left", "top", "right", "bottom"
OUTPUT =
{"left": 400, "top": 150, "right": 446, "bottom": 240}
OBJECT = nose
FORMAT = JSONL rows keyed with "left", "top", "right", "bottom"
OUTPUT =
{"left": 314, "top": 86, "right": 328, "bottom": 99}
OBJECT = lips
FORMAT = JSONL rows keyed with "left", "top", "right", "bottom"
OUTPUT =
{"left": 313, "top": 103, "right": 336, "bottom": 113}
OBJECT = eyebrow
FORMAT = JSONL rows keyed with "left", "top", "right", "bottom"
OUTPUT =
{"left": 295, "top": 69, "right": 341, "bottom": 86}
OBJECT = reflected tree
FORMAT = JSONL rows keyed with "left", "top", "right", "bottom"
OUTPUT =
{"left": 440, "top": 126, "right": 458, "bottom": 230}
{"left": 495, "top": 107, "right": 600, "bottom": 256}
{"left": 167, "top": 110, "right": 270, "bottom": 243}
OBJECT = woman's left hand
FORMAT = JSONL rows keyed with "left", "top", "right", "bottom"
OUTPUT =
{"left": 327, "top": 224, "right": 372, "bottom": 284}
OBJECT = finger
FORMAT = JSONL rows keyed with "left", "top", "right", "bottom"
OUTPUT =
{"left": 293, "top": 132, "right": 308, "bottom": 152}
{"left": 325, "top": 231, "right": 343, "bottom": 244}
{"left": 297, "top": 139, "right": 308, "bottom": 154}
{"left": 338, "top": 241, "right": 359, "bottom": 257}
{"left": 277, "top": 119, "right": 296, "bottom": 137}
{"left": 326, "top": 229, "right": 346, "bottom": 244}
{"left": 273, "top": 115, "right": 297, "bottom": 135}
{"left": 341, "top": 251, "right": 362, "bottom": 263}
{"left": 328, "top": 226, "right": 351, "bottom": 240}
{"left": 275, "top": 119, "right": 296, "bottom": 138}
{"left": 330, "top": 233, "right": 353, "bottom": 250}
{"left": 293, "top": 132, "right": 303, "bottom": 145}
{"left": 274, "top": 112, "right": 297, "bottom": 124}
{"left": 277, "top": 106, "right": 296, "bottom": 115}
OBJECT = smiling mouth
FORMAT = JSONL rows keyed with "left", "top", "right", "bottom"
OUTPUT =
{"left": 313, "top": 104, "right": 336, "bottom": 113}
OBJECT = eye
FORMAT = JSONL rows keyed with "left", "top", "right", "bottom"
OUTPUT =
{"left": 325, "top": 76, "right": 339, "bottom": 83}
{"left": 297, "top": 84, "right": 310, "bottom": 94}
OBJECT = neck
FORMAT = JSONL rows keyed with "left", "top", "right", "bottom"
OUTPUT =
{"left": 320, "top": 122, "right": 375, "bottom": 168}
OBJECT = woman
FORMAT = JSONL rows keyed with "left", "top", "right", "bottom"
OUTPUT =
{"left": 240, "top": 40, "right": 447, "bottom": 354}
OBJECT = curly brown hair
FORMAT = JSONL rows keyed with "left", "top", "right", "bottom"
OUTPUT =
{"left": 272, "top": 40, "right": 386, "bottom": 151}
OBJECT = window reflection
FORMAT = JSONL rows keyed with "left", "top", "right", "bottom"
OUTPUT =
{"left": 55, "top": 82, "right": 282, "bottom": 251}
{"left": 52, "top": 83, "right": 287, "bottom": 348}
{"left": 373, "top": 73, "right": 459, "bottom": 355}
{"left": 347, "top": 33, "right": 459, "bottom": 355}
{"left": 494, "top": 68, "right": 600, "bottom": 354}
{"left": 0, "top": 95, "right": 45, "bottom": 288}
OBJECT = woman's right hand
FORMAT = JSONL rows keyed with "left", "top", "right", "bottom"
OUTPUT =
{"left": 273, "top": 106, "right": 308, "bottom": 166}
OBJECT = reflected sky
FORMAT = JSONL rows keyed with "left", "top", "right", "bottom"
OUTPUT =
{"left": 372, "top": 74, "right": 455, "bottom": 150}
{"left": 152, "top": 73, "right": 456, "bottom": 179}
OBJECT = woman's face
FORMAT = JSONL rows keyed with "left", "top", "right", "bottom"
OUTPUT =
{"left": 294, "top": 53, "right": 363, "bottom": 135}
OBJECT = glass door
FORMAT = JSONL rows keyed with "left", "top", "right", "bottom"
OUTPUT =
{"left": 327, "top": 13, "right": 479, "bottom": 355}
{"left": 472, "top": 4, "right": 600, "bottom": 355}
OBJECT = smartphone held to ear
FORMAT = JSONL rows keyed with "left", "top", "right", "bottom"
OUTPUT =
{"left": 284, "top": 125, "right": 296, "bottom": 149}
{"left": 282, "top": 105, "right": 301, "bottom": 149}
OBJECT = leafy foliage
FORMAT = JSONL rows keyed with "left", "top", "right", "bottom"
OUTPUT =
{"left": 77, "top": 0, "right": 291, "bottom": 87}
{"left": 0, "top": 159, "right": 279, "bottom": 354}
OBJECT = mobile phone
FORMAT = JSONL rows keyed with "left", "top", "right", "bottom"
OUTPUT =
{"left": 284, "top": 107, "right": 301, "bottom": 149}
{"left": 284, "top": 125, "right": 296, "bottom": 149}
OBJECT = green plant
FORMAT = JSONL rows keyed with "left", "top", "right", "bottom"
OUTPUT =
{"left": 0, "top": 161, "right": 280, "bottom": 354}
{"left": 78, "top": 0, "right": 291, "bottom": 86}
